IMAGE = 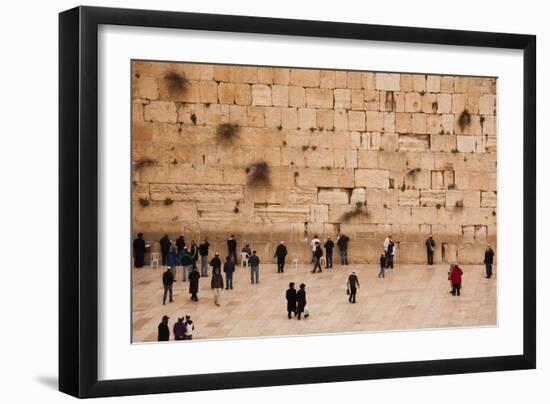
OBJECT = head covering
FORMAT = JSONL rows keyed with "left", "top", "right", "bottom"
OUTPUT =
{"left": 162, "top": 315, "right": 169, "bottom": 320}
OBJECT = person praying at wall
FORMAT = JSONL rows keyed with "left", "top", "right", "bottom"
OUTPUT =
{"left": 426, "top": 234, "right": 436, "bottom": 265}
{"left": 227, "top": 235, "right": 238, "bottom": 264}
{"left": 337, "top": 233, "right": 350, "bottom": 265}
{"left": 133, "top": 232, "right": 146, "bottom": 268}
{"left": 274, "top": 241, "right": 288, "bottom": 273}
{"left": 159, "top": 234, "right": 172, "bottom": 266}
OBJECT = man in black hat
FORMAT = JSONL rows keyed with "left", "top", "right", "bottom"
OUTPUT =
{"left": 162, "top": 266, "right": 174, "bottom": 305}
{"left": 285, "top": 282, "right": 297, "bottom": 319}
{"left": 425, "top": 234, "right": 435, "bottom": 265}
{"left": 158, "top": 315, "right": 170, "bottom": 341}
{"left": 133, "top": 232, "right": 146, "bottom": 268}
{"left": 484, "top": 244, "right": 495, "bottom": 278}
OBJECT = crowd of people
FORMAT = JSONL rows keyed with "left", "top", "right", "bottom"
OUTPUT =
{"left": 133, "top": 232, "right": 496, "bottom": 341}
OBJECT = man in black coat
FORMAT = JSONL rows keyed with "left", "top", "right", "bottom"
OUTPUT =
{"left": 324, "top": 236, "right": 334, "bottom": 268}
{"left": 274, "top": 241, "right": 288, "bottom": 273}
{"left": 210, "top": 252, "right": 222, "bottom": 273}
{"left": 223, "top": 256, "right": 235, "bottom": 290}
{"left": 337, "top": 234, "right": 350, "bottom": 265}
{"left": 484, "top": 244, "right": 495, "bottom": 278}
{"left": 198, "top": 238, "right": 210, "bottom": 277}
{"left": 133, "top": 232, "right": 146, "bottom": 268}
{"left": 158, "top": 315, "right": 170, "bottom": 341}
{"left": 188, "top": 267, "right": 201, "bottom": 301}
{"left": 175, "top": 234, "right": 186, "bottom": 253}
{"left": 159, "top": 235, "right": 172, "bottom": 266}
{"left": 227, "top": 235, "right": 238, "bottom": 264}
{"left": 162, "top": 267, "right": 174, "bottom": 305}
{"left": 425, "top": 234, "right": 435, "bottom": 265}
{"left": 347, "top": 271, "right": 360, "bottom": 303}
{"left": 296, "top": 283, "right": 307, "bottom": 320}
{"left": 311, "top": 243, "right": 323, "bottom": 273}
{"left": 286, "top": 282, "right": 297, "bottom": 319}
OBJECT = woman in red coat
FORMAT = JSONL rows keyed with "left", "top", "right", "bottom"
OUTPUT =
{"left": 448, "top": 264, "right": 463, "bottom": 296}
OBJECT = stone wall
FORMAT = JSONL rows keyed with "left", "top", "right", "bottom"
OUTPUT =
{"left": 132, "top": 61, "right": 497, "bottom": 264}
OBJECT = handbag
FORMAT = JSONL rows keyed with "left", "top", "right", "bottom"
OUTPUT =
{"left": 346, "top": 288, "right": 350, "bottom": 295}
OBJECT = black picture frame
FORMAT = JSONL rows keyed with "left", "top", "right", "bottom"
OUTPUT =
{"left": 59, "top": 5, "right": 536, "bottom": 398}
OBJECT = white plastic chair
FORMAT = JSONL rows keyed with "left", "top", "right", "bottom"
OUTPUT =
{"left": 319, "top": 256, "right": 326, "bottom": 267}
{"left": 241, "top": 252, "right": 249, "bottom": 268}
{"left": 150, "top": 252, "right": 159, "bottom": 268}
{"left": 292, "top": 255, "right": 299, "bottom": 270}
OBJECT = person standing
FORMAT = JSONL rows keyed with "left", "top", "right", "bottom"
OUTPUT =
{"left": 449, "top": 263, "right": 463, "bottom": 296}
{"left": 210, "top": 252, "right": 221, "bottom": 275}
{"left": 286, "top": 282, "right": 297, "bottom": 319}
{"left": 324, "top": 236, "right": 334, "bottom": 269}
{"left": 158, "top": 315, "right": 170, "bottom": 341}
{"left": 211, "top": 267, "right": 224, "bottom": 306}
{"left": 337, "top": 233, "right": 350, "bottom": 265}
{"left": 180, "top": 246, "right": 193, "bottom": 282}
{"left": 162, "top": 266, "right": 174, "bottom": 305}
{"left": 384, "top": 235, "right": 395, "bottom": 269}
{"left": 173, "top": 317, "right": 187, "bottom": 341}
{"left": 347, "top": 271, "right": 360, "bottom": 303}
{"left": 311, "top": 242, "right": 323, "bottom": 273}
{"left": 296, "top": 283, "right": 307, "bottom": 320}
{"left": 223, "top": 256, "right": 235, "bottom": 290}
{"left": 484, "top": 244, "right": 495, "bottom": 279}
{"left": 175, "top": 234, "right": 186, "bottom": 254}
{"left": 227, "top": 235, "right": 238, "bottom": 264}
{"left": 241, "top": 243, "right": 252, "bottom": 258}
{"left": 426, "top": 234, "right": 436, "bottom": 265}
{"left": 198, "top": 238, "right": 210, "bottom": 277}
{"left": 274, "top": 241, "right": 288, "bottom": 273}
{"left": 188, "top": 267, "right": 200, "bottom": 301}
{"left": 190, "top": 240, "right": 199, "bottom": 270}
{"left": 184, "top": 315, "right": 195, "bottom": 340}
{"left": 159, "top": 234, "right": 172, "bottom": 266}
{"left": 249, "top": 250, "right": 260, "bottom": 284}
{"left": 133, "top": 232, "right": 146, "bottom": 268}
{"left": 310, "top": 235, "right": 321, "bottom": 263}
{"left": 378, "top": 251, "right": 386, "bottom": 278}
{"left": 167, "top": 246, "right": 179, "bottom": 277}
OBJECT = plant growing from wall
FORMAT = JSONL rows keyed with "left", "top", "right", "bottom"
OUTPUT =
{"left": 134, "top": 157, "right": 159, "bottom": 171}
{"left": 163, "top": 198, "right": 174, "bottom": 206}
{"left": 245, "top": 160, "right": 271, "bottom": 186}
{"left": 339, "top": 201, "right": 368, "bottom": 222}
{"left": 458, "top": 109, "right": 472, "bottom": 132}
{"left": 164, "top": 71, "right": 189, "bottom": 96}
{"left": 138, "top": 198, "right": 150, "bottom": 207}
{"left": 455, "top": 200, "right": 464, "bottom": 208}
{"left": 216, "top": 123, "right": 240, "bottom": 143}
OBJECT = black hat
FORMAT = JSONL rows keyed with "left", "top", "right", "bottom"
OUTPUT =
{"left": 162, "top": 315, "right": 169, "bottom": 320}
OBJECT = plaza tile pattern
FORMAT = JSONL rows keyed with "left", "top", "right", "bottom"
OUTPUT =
{"left": 132, "top": 262, "right": 496, "bottom": 342}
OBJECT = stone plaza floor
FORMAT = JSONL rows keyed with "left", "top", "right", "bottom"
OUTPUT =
{"left": 132, "top": 262, "right": 496, "bottom": 343}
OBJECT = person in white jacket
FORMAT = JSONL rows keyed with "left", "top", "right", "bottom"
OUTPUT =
{"left": 383, "top": 235, "right": 396, "bottom": 268}
{"left": 310, "top": 235, "right": 321, "bottom": 263}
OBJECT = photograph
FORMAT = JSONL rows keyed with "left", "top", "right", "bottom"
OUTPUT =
{"left": 131, "top": 60, "right": 497, "bottom": 343}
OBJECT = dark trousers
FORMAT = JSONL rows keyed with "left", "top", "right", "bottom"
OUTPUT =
{"left": 287, "top": 305, "right": 296, "bottom": 319}
{"left": 427, "top": 250, "right": 434, "bottom": 265}
{"left": 225, "top": 274, "right": 233, "bottom": 289}
{"left": 385, "top": 254, "right": 394, "bottom": 268}
{"left": 229, "top": 249, "right": 237, "bottom": 264}
{"left": 312, "top": 258, "right": 322, "bottom": 273}
{"left": 349, "top": 287, "right": 357, "bottom": 303}
{"left": 191, "top": 292, "right": 198, "bottom": 301}
{"left": 161, "top": 251, "right": 168, "bottom": 266}
{"left": 485, "top": 263, "right": 493, "bottom": 278}
{"left": 340, "top": 249, "right": 348, "bottom": 265}
{"left": 297, "top": 304, "right": 305, "bottom": 319}
{"left": 452, "top": 283, "right": 461, "bottom": 296}
{"left": 325, "top": 251, "right": 333, "bottom": 268}
{"left": 163, "top": 285, "right": 173, "bottom": 304}
{"left": 277, "top": 259, "right": 285, "bottom": 273}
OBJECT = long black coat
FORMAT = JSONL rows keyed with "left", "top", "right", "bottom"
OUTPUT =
{"left": 286, "top": 288, "right": 297, "bottom": 312}
{"left": 133, "top": 238, "right": 145, "bottom": 267}
{"left": 297, "top": 289, "right": 306, "bottom": 308}
{"left": 484, "top": 248, "right": 495, "bottom": 264}
{"left": 158, "top": 322, "right": 169, "bottom": 341}
{"left": 159, "top": 237, "right": 171, "bottom": 254}
{"left": 275, "top": 244, "right": 288, "bottom": 262}
{"left": 188, "top": 270, "right": 200, "bottom": 294}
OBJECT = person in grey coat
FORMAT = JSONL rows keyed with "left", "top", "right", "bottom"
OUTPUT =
{"left": 248, "top": 250, "right": 260, "bottom": 284}
{"left": 211, "top": 267, "right": 224, "bottom": 306}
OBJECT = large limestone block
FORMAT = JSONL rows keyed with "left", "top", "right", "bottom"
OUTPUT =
{"left": 334, "top": 110, "right": 348, "bottom": 131}
{"left": 251, "top": 84, "right": 272, "bottom": 106}
{"left": 355, "top": 169, "right": 390, "bottom": 188}
{"left": 421, "top": 93, "right": 438, "bottom": 114}
{"left": 310, "top": 204, "right": 329, "bottom": 223}
{"left": 334, "top": 89, "right": 351, "bottom": 109}
{"left": 290, "top": 69, "right": 320, "bottom": 87}
{"left": 426, "top": 75, "right": 441, "bottom": 93}
{"left": 457, "top": 243, "right": 487, "bottom": 264}
{"left": 281, "top": 107, "right": 298, "bottom": 129}
{"left": 317, "top": 188, "right": 350, "bottom": 204}
{"left": 133, "top": 100, "right": 145, "bottom": 123}
{"left": 296, "top": 168, "right": 355, "bottom": 188}
{"left": 347, "top": 72, "right": 363, "bottom": 89}
{"left": 304, "top": 148, "right": 334, "bottom": 168}
{"left": 350, "top": 188, "right": 366, "bottom": 205}
{"left": 375, "top": 73, "right": 400, "bottom": 91}
{"left": 431, "top": 134, "right": 456, "bottom": 152}
{"left": 364, "top": 89, "right": 380, "bottom": 111}
{"left": 420, "top": 190, "right": 446, "bottom": 207}
{"left": 234, "top": 84, "right": 252, "bottom": 105}
{"left": 288, "top": 187, "right": 318, "bottom": 204}
{"left": 254, "top": 203, "right": 310, "bottom": 223}
{"left": 272, "top": 85, "right": 289, "bottom": 107}
{"left": 149, "top": 184, "right": 243, "bottom": 203}
{"left": 218, "top": 82, "right": 235, "bottom": 104}
{"left": 134, "top": 201, "right": 198, "bottom": 222}
{"left": 398, "top": 134, "right": 430, "bottom": 151}
{"left": 357, "top": 150, "right": 379, "bottom": 169}
{"left": 177, "top": 103, "right": 205, "bottom": 125}
{"left": 482, "top": 115, "right": 496, "bottom": 136}
{"left": 199, "top": 81, "right": 218, "bottom": 104}
{"left": 380, "top": 134, "right": 399, "bottom": 152}
{"left": 246, "top": 106, "right": 265, "bottom": 128}
{"left": 348, "top": 111, "right": 366, "bottom": 131}
{"left": 351, "top": 90, "right": 364, "bottom": 110}
{"left": 437, "top": 94, "right": 452, "bottom": 113}
{"left": 136, "top": 77, "right": 159, "bottom": 100}
{"left": 298, "top": 108, "right": 317, "bottom": 130}
{"left": 229, "top": 66, "right": 258, "bottom": 83}
{"left": 257, "top": 67, "right": 274, "bottom": 84}
{"left": 396, "top": 242, "right": 430, "bottom": 264}
{"left": 320, "top": 70, "right": 337, "bottom": 89}
{"left": 263, "top": 107, "right": 282, "bottom": 128}
{"left": 481, "top": 191, "right": 497, "bottom": 208}
{"left": 273, "top": 68, "right": 290, "bottom": 85}
{"left": 306, "top": 88, "right": 334, "bottom": 109}
{"left": 376, "top": 151, "right": 406, "bottom": 171}
{"left": 455, "top": 171, "right": 496, "bottom": 191}
{"left": 316, "top": 109, "right": 334, "bottom": 130}
{"left": 197, "top": 201, "right": 253, "bottom": 222}
{"left": 395, "top": 112, "right": 412, "bottom": 133}
{"left": 441, "top": 114, "right": 455, "bottom": 134}
{"left": 399, "top": 168, "right": 431, "bottom": 190}
{"left": 398, "top": 189, "right": 420, "bottom": 206}
{"left": 454, "top": 113, "right": 482, "bottom": 135}
{"left": 213, "top": 65, "right": 230, "bottom": 82}
{"left": 411, "top": 113, "right": 427, "bottom": 134}
{"left": 405, "top": 92, "right": 423, "bottom": 112}
{"left": 366, "top": 111, "right": 384, "bottom": 131}
{"left": 288, "top": 86, "right": 306, "bottom": 108}
{"left": 457, "top": 135, "right": 477, "bottom": 153}
{"left": 479, "top": 94, "right": 496, "bottom": 115}
{"left": 383, "top": 113, "right": 396, "bottom": 133}
{"left": 143, "top": 101, "right": 178, "bottom": 123}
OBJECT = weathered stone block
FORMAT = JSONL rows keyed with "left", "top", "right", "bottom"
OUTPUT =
{"left": 426, "top": 114, "right": 442, "bottom": 134}
{"left": 405, "top": 92, "right": 423, "bottom": 112}
{"left": 144, "top": 101, "right": 177, "bottom": 123}
{"left": 412, "top": 75, "right": 426, "bottom": 92}
{"left": 398, "top": 134, "right": 430, "bottom": 151}
{"left": 234, "top": 84, "right": 252, "bottom": 105}
{"left": 440, "top": 76, "right": 454, "bottom": 93}
{"left": 364, "top": 90, "right": 379, "bottom": 111}
{"left": 347, "top": 72, "right": 362, "bottom": 89}
{"left": 257, "top": 67, "right": 274, "bottom": 84}
{"left": 380, "top": 134, "right": 399, "bottom": 152}
{"left": 298, "top": 108, "right": 317, "bottom": 130}
{"left": 348, "top": 111, "right": 366, "bottom": 131}
{"left": 350, "top": 188, "right": 366, "bottom": 205}
{"left": 281, "top": 107, "right": 298, "bottom": 129}
{"left": 421, "top": 190, "right": 446, "bottom": 206}
{"left": 334, "top": 89, "right": 351, "bottom": 109}
{"left": 288, "top": 86, "right": 306, "bottom": 108}
{"left": 430, "top": 135, "right": 456, "bottom": 153}
{"left": 178, "top": 103, "right": 205, "bottom": 125}
{"left": 479, "top": 94, "right": 496, "bottom": 115}
{"left": 273, "top": 68, "right": 290, "bottom": 85}
{"left": 399, "top": 189, "right": 420, "bottom": 206}
{"left": 395, "top": 113, "right": 412, "bottom": 133}
{"left": 306, "top": 88, "right": 333, "bottom": 109}
{"left": 213, "top": 65, "right": 230, "bottom": 82}
{"left": 218, "top": 82, "right": 235, "bottom": 104}
{"left": 317, "top": 188, "right": 350, "bottom": 204}
{"left": 229, "top": 66, "right": 258, "bottom": 83}
{"left": 334, "top": 110, "right": 348, "bottom": 131}
{"left": 251, "top": 84, "right": 272, "bottom": 106}
{"left": 365, "top": 111, "right": 383, "bottom": 131}
{"left": 200, "top": 81, "right": 218, "bottom": 104}
{"left": 426, "top": 76, "right": 441, "bottom": 93}
{"left": 271, "top": 85, "right": 289, "bottom": 107}
{"left": 421, "top": 93, "right": 438, "bottom": 114}
{"left": 254, "top": 203, "right": 310, "bottom": 223}
{"left": 246, "top": 106, "right": 265, "bottom": 127}
{"left": 355, "top": 169, "right": 390, "bottom": 188}
{"left": 411, "top": 113, "right": 427, "bottom": 134}
{"left": 316, "top": 109, "right": 334, "bottom": 130}
{"left": 375, "top": 73, "right": 400, "bottom": 91}
{"left": 137, "top": 77, "right": 159, "bottom": 100}
{"left": 481, "top": 191, "right": 497, "bottom": 208}
{"left": 457, "top": 135, "right": 477, "bottom": 153}
{"left": 263, "top": 107, "right": 282, "bottom": 128}
{"left": 290, "top": 69, "right": 320, "bottom": 87}
{"left": 351, "top": 90, "right": 364, "bottom": 110}
{"left": 400, "top": 75, "right": 413, "bottom": 92}
{"left": 437, "top": 93, "right": 452, "bottom": 113}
